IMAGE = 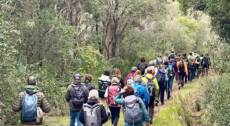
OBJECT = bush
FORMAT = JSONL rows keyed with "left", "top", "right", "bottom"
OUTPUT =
{"left": 203, "top": 74, "right": 230, "bottom": 126}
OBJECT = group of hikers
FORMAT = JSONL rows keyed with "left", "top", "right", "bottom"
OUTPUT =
{"left": 12, "top": 50, "right": 211, "bottom": 126}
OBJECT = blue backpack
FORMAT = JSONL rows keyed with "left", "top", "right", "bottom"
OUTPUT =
{"left": 21, "top": 93, "right": 38, "bottom": 122}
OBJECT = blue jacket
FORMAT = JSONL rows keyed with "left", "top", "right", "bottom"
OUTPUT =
{"left": 132, "top": 82, "right": 150, "bottom": 107}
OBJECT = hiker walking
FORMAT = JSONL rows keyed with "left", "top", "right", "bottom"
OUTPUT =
{"left": 112, "top": 68, "right": 125, "bottom": 88}
{"left": 132, "top": 75, "right": 150, "bottom": 108}
{"left": 125, "top": 67, "right": 137, "bottom": 85}
{"left": 104, "top": 77, "right": 121, "bottom": 126}
{"left": 166, "top": 59, "right": 175, "bottom": 99}
{"left": 12, "top": 76, "right": 51, "bottom": 126}
{"left": 142, "top": 68, "right": 159, "bottom": 124}
{"left": 156, "top": 64, "right": 167, "bottom": 105}
{"left": 98, "top": 71, "right": 111, "bottom": 98}
{"left": 79, "top": 89, "right": 109, "bottom": 126}
{"left": 137, "top": 57, "right": 148, "bottom": 75}
{"left": 201, "top": 53, "right": 211, "bottom": 77}
{"left": 65, "top": 73, "right": 89, "bottom": 126}
{"left": 115, "top": 86, "right": 150, "bottom": 126}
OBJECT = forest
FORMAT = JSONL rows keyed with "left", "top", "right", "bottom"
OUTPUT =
{"left": 0, "top": 0, "right": 229, "bottom": 126}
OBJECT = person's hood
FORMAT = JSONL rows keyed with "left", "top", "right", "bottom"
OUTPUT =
{"left": 145, "top": 73, "right": 153, "bottom": 80}
{"left": 99, "top": 74, "right": 111, "bottom": 81}
{"left": 25, "top": 85, "right": 39, "bottom": 95}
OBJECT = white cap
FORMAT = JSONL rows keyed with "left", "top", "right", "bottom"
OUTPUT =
{"left": 88, "top": 89, "right": 99, "bottom": 100}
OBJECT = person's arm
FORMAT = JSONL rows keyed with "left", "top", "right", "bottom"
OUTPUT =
{"left": 139, "top": 98, "right": 150, "bottom": 123}
{"left": 65, "top": 85, "right": 71, "bottom": 102}
{"left": 115, "top": 92, "right": 124, "bottom": 105}
{"left": 39, "top": 92, "right": 51, "bottom": 113}
{"left": 79, "top": 109, "right": 85, "bottom": 124}
{"left": 12, "top": 92, "right": 23, "bottom": 112}
{"left": 100, "top": 105, "right": 109, "bottom": 124}
{"left": 153, "top": 79, "right": 159, "bottom": 97}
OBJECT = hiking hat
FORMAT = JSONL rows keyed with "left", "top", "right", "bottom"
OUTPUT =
{"left": 88, "top": 89, "right": 99, "bottom": 100}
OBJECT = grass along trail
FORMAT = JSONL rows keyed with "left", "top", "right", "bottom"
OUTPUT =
{"left": 44, "top": 77, "right": 209, "bottom": 126}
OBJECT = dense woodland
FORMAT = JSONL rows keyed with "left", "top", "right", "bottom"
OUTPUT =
{"left": 0, "top": 0, "right": 229, "bottom": 125}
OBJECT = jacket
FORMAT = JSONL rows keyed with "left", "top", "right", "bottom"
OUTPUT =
{"left": 12, "top": 85, "right": 51, "bottom": 125}
{"left": 142, "top": 73, "right": 159, "bottom": 97}
{"left": 131, "top": 82, "right": 150, "bottom": 107}
{"left": 79, "top": 98, "right": 108, "bottom": 126}
{"left": 65, "top": 83, "right": 89, "bottom": 111}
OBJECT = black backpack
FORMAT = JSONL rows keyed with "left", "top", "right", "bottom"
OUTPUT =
{"left": 70, "top": 85, "right": 86, "bottom": 107}
{"left": 156, "top": 70, "right": 166, "bottom": 82}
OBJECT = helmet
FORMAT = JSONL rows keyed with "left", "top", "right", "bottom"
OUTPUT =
{"left": 27, "top": 76, "right": 37, "bottom": 85}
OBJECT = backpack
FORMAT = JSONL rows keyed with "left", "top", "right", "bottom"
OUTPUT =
{"left": 156, "top": 70, "right": 166, "bottom": 82}
{"left": 84, "top": 82, "right": 95, "bottom": 91}
{"left": 168, "top": 64, "right": 174, "bottom": 77}
{"left": 21, "top": 93, "right": 38, "bottom": 122}
{"left": 70, "top": 85, "right": 85, "bottom": 107}
{"left": 107, "top": 85, "right": 120, "bottom": 106}
{"left": 83, "top": 104, "right": 101, "bottom": 126}
{"left": 147, "top": 79, "right": 155, "bottom": 97}
{"left": 98, "top": 80, "right": 110, "bottom": 92}
{"left": 138, "top": 63, "right": 147, "bottom": 75}
{"left": 124, "top": 95, "right": 143, "bottom": 124}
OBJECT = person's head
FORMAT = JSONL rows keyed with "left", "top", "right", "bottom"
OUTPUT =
{"left": 189, "top": 52, "right": 193, "bottom": 55}
{"left": 27, "top": 76, "right": 37, "bottom": 85}
{"left": 205, "top": 53, "right": 209, "bottom": 56}
{"left": 145, "top": 74, "right": 153, "bottom": 80}
{"left": 134, "top": 75, "right": 142, "bottom": 83}
{"left": 140, "top": 57, "right": 146, "bottom": 62}
{"left": 146, "top": 67, "right": 152, "bottom": 74}
{"left": 123, "top": 86, "right": 135, "bottom": 98}
{"left": 131, "top": 67, "right": 137, "bottom": 72}
{"left": 73, "top": 73, "right": 81, "bottom": 84}
{"left": 113, "top": 68, "right": 121, "bottom": 79}
{"left": 134, "top": 70, "right": 141, "bottom": 76}
{"left": 111, "top": 77, "right": 120, "bottom": 85}
{"left": 103, "top": 70, "right": 110, "bottom": 76}
{"left": 171, "top": 50, "right": 174, "bottom": 54}
{"left": 84, "top": 74, "right": 93, "bottom": 83}
{"left": 159, "top": 64, "right": 164, "bottom": 69}
{"left": 148, "top": 60, "right": 156, "bottom": 66}
{"left": 88, "top": 89, "right": 99, "bottom": 102}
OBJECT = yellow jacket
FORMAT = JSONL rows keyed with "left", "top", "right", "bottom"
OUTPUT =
{"left": 142, "top": 74, "right": 159, "bottom": 96}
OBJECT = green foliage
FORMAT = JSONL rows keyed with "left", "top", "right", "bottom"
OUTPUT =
{"left": 203, "top": 74, "right": 230, "bottom": 126}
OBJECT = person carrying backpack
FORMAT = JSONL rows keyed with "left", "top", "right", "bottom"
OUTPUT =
{"left": 202, "top": 53, "right": 210, "bottom": 77}
{"left": 145, "top": 60, "right": 158, "bottom": 77}
{"left": 104, "top": 77, "right": 121, "bottom": 126}
{"left": 137, "top": 57, "right": 148, "bottom": 75}
{"left": 142, "top": 68, "right": 159, "bottom": 124}
{"left": 98, "top": 71, "right": 111, "bottom": 98}
{"left": 177, "top": 59, "right": 186, "bottom": 89}
{"left": 65, "top": 73, "right": 89, "bottom": 126}
{"left": 132, "top": 75, "right": 150, "bottom": 108}
{"left": 166, "top": 59, "right": 175, "bottom": 99}
{"left": 12, "top": 76, "right": 51, "bottom": 126}
{"left": 79, "top": 89, "right": 109, "bottom": 126}
{"left": 83, "top": 74, "right": 96, "bottom": 91}
{"left": 115, "top": 86, "right": 150, "bottom": 126}
{"left": 156, "top": 64, "right": 167, "bottom": 105}
{"left": 125, "top": 67, "right": 137, "bottom": 85}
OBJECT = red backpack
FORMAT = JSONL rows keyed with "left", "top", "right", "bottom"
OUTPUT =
{"left": 107, "top": 85, "right": 120, "bottom": 106}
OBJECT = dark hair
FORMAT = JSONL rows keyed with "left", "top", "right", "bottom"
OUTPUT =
{"left": 140, "top": 57, "right": 145, "bottom": 62}
{"left": 27, "top": 76, "right": 37, "bottom": 85}
{"left": 123, "top": 86, "right": 134, "bottom": 97}
{"left": 103, "top": 70, "right": 110, "bottom": 76}
{"left": 84, "top": 74, "right": 93, "bottom": 82}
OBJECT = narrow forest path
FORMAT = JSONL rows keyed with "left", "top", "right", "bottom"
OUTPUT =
{"left": 44, "top": 76, "right": 207, "bottom": 126}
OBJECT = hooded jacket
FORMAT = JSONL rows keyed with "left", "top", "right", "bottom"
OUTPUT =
{"left": 12, "top": 85, "right": 51, "bottom": 125}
